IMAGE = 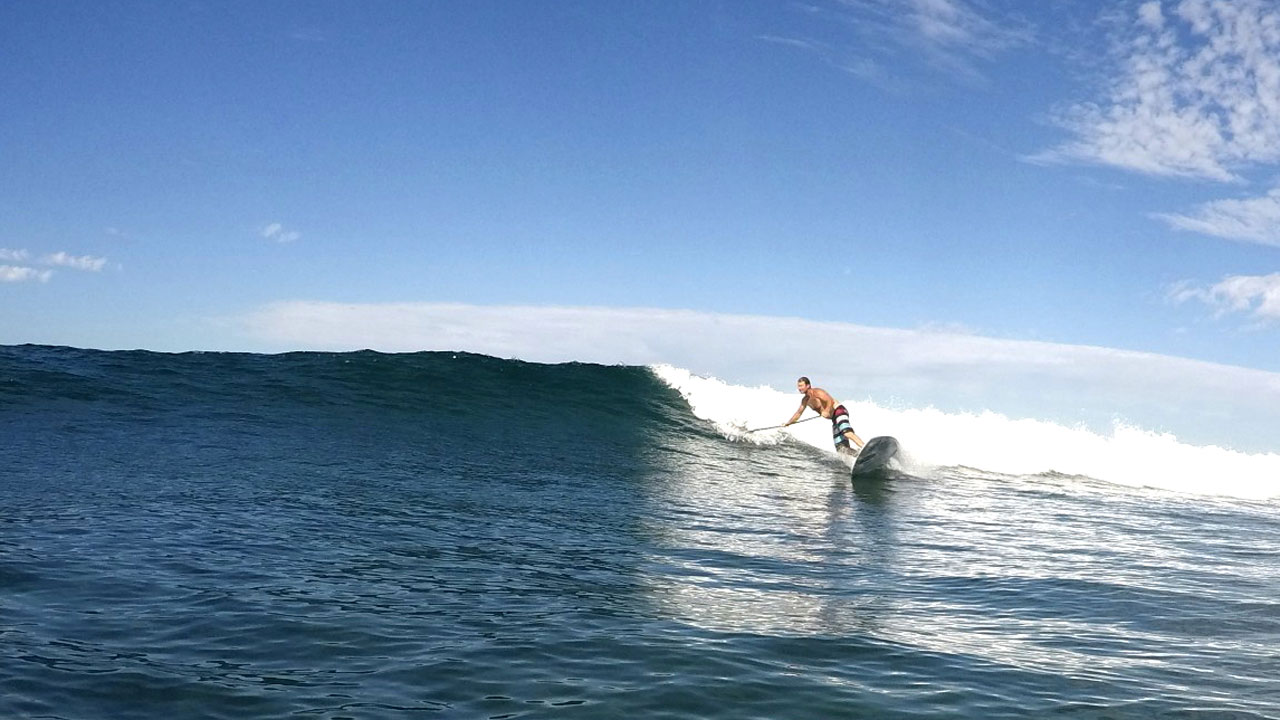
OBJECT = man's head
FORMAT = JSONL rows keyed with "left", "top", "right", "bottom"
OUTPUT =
{"left": 796, "top": 377, "right": 811, "bottom": 394}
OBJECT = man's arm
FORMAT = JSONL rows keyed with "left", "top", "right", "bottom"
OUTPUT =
{"left": 784, "top": 401, "right": 807, "bottom": 426}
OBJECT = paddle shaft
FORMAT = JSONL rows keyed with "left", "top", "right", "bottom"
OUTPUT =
{"left": 746, "top": 415, "right": 822, "bottom": 433}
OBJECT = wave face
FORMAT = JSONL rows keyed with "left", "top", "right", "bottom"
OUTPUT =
{"left": 4, "top": 345, "right": 1279, "bottom": 720}
{"left": 653, "top": 365, "right": 1280, "bottom": 501}
{"left": 3, "top": 344, "right": 696, "bottom": 480}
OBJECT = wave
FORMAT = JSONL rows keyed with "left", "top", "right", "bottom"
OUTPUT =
{"left": 0, "top": 344, "right": 696, "bottom": 454}
{"left": 652, "top": 365, "right": 1280, "bottom": 501}
{"left": 6, "top": 345, "right": 1276, "bottom": 501}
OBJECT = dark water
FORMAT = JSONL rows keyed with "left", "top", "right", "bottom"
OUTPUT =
{"left": 3, "top": 345, "right": 1278, "bottom": 719}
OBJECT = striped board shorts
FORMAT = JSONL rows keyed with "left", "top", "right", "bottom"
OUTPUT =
{"left": 831, "top": 404, "right": 855, "bottom": 448}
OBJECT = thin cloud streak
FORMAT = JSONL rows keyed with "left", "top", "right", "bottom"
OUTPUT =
{"left": 759, "top": 32, "right": 900, "bottom": 90}
{"left": 898, "top": 0, "right": 1030, "bottom": 57}
{"left": 236, "top": 301, "right": 1280, "bottom": 452}
{"left": 1153, "top": 187, "right": 1280, "bottom": 247}
{"left": 772, "top": 0, "right": 1031, "bottom": 88}
{"left": 42, "top": 252, "right": 108, "bottom": 272}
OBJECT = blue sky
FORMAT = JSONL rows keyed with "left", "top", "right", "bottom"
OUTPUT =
{"left": 4, "top": 1, "right": 1280, "bottom": 450}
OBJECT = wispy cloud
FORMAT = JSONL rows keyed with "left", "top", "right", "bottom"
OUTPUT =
{"left": 0, "top": 248, "right": 30, "bottom": 262}
{"left": 758, "top": 32, "right": 898, "bottom": 90}
{"left": 0, "top": 265, "right": 53, "bottom": 283}
{"left": 768, "top": 0, "right": 1031, "bottom": 87}
{"left": 1171, "top": 273, "right": 1280, "bottom": 320}
{"left": 42, "top": 251, "right": 108, "bottom": 271}
{"left": 234, "top": 301, "right": 1280, "bottom": 451}
{"left": 1153, "top": 187, "right": 1280, "bottom": 246}
{"left": 260, "top": 222, "right": 301, "bottom": 243}
{"left": 1036, "top": 0, "right": 1280, "bottom": 181}
{"left": 895, "top": 0, "right": 1029, "bottom": 58}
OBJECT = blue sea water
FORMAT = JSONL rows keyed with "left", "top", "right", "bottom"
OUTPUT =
{"left": 2, "top": 344, "right": 1278, "bottom": 719}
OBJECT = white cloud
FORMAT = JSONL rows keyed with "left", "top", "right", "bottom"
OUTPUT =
{"left": 0, "top": 248, "right": 110, "bottom": 281}
{"left": 234, "top": 301, "right": 1280, "bottom": 451}
{"left": 1137, "top": 1, "right": 1164, "bottom": 30}
{"left": 260, "top": 222, "right": 301, "bottom": 243}
{"left": 1171, "top": 272, "right": 1280, "bottom": 319}
{"left": 758, "top": 34, "right": 829, "bottom": 53}
{"left": 1038, "top": 0, "right": 1280, "bottom": 181}
{"left": 1153, "top": 187, "right": 1280, "bottom": 246}
{"left": 42, "top": 251, "right": 108, "bottom": 272}
{"left": 0, "top": 265, "right": 53, "bottom": 283}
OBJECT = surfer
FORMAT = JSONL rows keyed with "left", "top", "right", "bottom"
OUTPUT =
{"left": 784, "top": 377, "right": 865, "bottom": 455}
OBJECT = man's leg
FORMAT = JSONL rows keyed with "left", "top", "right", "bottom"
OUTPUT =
{"left": 844, "top": 430, "right": 865, "bottom": 451}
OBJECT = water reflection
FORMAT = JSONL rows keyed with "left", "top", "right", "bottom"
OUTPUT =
{"left": 637, "top": 432, "right": 901, "bottom": 637}
{"left": 632, "top": 434, "right": 1271, "bottom": 686}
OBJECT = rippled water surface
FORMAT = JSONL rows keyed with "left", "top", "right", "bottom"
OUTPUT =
{"left": 3, "top": 347, "right": 1278, "bottom": 719}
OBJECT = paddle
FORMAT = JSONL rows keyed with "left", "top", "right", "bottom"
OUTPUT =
{"left": 745, "top": 415, "right": 821, "bottom": 433}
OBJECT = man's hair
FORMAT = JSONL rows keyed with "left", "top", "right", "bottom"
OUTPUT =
{"left": 797, "top": 376, "right": 810, "bottom": 386}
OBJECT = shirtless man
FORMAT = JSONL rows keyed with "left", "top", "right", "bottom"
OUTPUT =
{"left": 785, "top": 376, "right": 865, "bottom": 455}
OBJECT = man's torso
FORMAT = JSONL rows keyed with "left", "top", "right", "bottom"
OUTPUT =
{"left": 805, "top": 388, "right": 837, "bottom": 418}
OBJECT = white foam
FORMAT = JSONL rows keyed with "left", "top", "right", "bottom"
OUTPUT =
{"left": 651, "top": 364, "right": 1280, "bottom": 501}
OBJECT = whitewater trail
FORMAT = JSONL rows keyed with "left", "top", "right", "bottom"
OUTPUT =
{"left": 651, "top": 364, "right": 1280, "bottom": 501}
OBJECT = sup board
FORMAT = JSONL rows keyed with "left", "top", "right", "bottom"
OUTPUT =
{"left": 850, "top": 436, "right": 900, "bottom": 479}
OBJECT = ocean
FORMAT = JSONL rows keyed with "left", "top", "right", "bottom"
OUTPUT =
{"left": 3, "top": 344, "right": 1278, "bottom": 719}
